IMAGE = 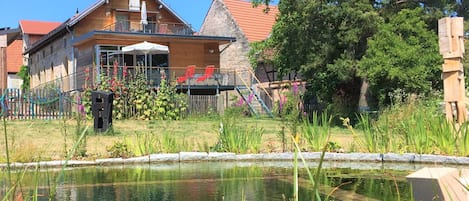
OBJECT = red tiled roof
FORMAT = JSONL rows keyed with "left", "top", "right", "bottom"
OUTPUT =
{"left": 19, "top": 20, "right": 62, "bottom": 35}
{"left": 223, "top": 0, "right": 279, "bottom": 42}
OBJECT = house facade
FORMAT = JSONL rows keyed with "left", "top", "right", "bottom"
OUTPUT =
{"left": 0, "top": 27, "right": 21, "bottom": 89}
{"left": 200, "top": 0, "right": 283, "bottom": 82}
{"left": 0, "top": 20, "right": 61, "bottom": 90}
{"left": 26, "top": 0, "right": 236, "bottom": 92}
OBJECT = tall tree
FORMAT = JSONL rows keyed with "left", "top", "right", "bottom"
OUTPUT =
{"left": 358, "top": 8, "right": 442, "bottom": 105}
{"left": 264, "top": 0, "right": 381, "bottom": 116}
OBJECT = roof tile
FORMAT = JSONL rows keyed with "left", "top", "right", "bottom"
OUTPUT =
{"left": 223, "top": 0, "right": 279, "bottom": 42}
{"left": 19, "top": 20, "right": 62, "bottom": 35}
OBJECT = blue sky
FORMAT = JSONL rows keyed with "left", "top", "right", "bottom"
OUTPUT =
{"left": 0, "top": 0, "right": 212, "bottom": 31}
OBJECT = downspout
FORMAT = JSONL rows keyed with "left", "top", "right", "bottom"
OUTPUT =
{"left": 65, "top": 25, "right": 76, "bottom": 91}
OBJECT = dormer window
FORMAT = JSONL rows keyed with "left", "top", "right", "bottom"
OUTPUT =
{"left": 129, "top": 0, "right": 140, "bottom": 11}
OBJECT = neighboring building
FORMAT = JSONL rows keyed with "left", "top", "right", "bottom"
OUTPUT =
{"left": 25, "top": 0, "right": 236, "bottom": 93}
{"left": 0, "top": 21, "right": 61, "bottom": 90}
{"left": 200, "top": 0, "right": 294, "bottom": 83}
{"left": 0, "top": 27, "right": 21, "bottom": 89}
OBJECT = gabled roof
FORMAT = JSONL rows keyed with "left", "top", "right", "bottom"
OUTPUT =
{"left": 68, "top": 0, "right": 194, "bottom": 32}
{"left": 223, "top": 0, "right": 279, "bottom": 42}
{"left": 26, "top": 0, "right": 195, "bottom": 54}
{"left": 19, "top": 20, "right": 61, "bottom": 35}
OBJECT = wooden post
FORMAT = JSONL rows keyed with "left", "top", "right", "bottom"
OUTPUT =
{"left": 0, "top": 33, "right": 7, "bottom": 89}
{"left": 438, "top": 17, "right": 466, "bottom": 124}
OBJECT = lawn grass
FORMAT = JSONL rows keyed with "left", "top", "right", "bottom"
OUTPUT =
{"left": 0, "top": 117, "right": 355, "bottom": 163}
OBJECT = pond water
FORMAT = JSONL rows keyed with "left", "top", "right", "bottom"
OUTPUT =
{"left": 3, "top": 161, "right": 417, "bottom": 201}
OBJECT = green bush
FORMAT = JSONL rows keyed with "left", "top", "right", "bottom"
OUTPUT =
{"left": 82, "top": 65, "right": 188, "bottom": 121}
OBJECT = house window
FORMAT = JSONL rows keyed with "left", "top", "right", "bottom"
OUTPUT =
{"left": 63, "top": 38, "right": 67, "bottom": 48}
{"left": 50, "top": 45, "right": 53, "bottom": 54}
{"left": 42, "top": 50, "right": 45, "bottom": 58}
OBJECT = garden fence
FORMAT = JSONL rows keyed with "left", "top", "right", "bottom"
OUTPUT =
{"left": 0, "top": 88, "right": 221, "bottom": 120}
{"left": 0, "top": 88, "right": 74, "bottom": 120}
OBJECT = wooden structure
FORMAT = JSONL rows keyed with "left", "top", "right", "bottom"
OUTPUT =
{"left": 25, "top": 0, "right": 236, "bottom": 93}
{"left": 407, "top": 167, "right": 469, "bottom": 201}
{"left": 438, "top": 17, "right": 466, "bottom": 123}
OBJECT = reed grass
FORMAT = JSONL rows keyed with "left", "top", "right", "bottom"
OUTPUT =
{"left": 160, "top": 131, "right": 180, "bottom": 153}
{"left": 214, "top": 117, "right": 264, "bottom": 154}
{"left": 134, "top": 131, "right": 158, "bottom": 155}
{"left": 2, "top": 116, "right": 12, "bottom": 201}
{"left": 302, "top": 111, "right": 331, "bottom": 152}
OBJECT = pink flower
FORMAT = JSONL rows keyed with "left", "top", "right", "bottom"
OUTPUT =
{"left": 247, "top": 93, "right": 254, "bottom": 104}
{"left": 76, "top": 96, "right": 86, "bottom": 117}
{"left": 293, "top": 82, "right": 299, "bottom": 95}
{"left": 237, "top": 97, "right": 244, "bottom": 106}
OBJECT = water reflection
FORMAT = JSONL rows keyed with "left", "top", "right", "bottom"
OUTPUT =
{"left": 4, "top": 161, "right": 415, "bottom": 201}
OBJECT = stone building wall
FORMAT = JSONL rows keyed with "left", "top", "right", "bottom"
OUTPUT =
{"left": 199, "top": 0, "right": 252, "bottom": 73}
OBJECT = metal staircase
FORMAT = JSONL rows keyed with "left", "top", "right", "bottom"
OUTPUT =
{"left": 234, "top": 69, "right": 274, "bottom": 118}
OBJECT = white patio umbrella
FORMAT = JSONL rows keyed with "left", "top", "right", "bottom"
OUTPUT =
{"left": 122, "top": 41, "right": 169, "bottom": 76}
{"left": 140, "top": 1, "right": 148, "bottom": 27}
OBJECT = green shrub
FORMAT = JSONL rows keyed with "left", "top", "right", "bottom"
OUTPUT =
{"left": 107, "top": 141, "right": 133, "bottom": 158}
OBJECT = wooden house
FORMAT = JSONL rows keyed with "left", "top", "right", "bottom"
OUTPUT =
{"left": 25, "top": 0, "right": 236, "bottom": 94}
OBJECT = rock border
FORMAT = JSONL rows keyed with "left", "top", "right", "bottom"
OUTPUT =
{"left": 1, "top": 152, "right": 468, "bottom": 169}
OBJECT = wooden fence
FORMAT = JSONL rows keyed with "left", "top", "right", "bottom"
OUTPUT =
{"left": 187, "top": 95, "right": 220, "bottom": 115}
{"left": 0, "top": 88, "right": 74, "bottom": 120}
{"left": 0, "top": 88, "right": 222, "bottom": 120}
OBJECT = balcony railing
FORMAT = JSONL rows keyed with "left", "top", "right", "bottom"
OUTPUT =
{"left": 102, "top": 20, "right": 194, "bottom": 35}
{"left": 33, "top": 66, "right": 257, "bottom": 92}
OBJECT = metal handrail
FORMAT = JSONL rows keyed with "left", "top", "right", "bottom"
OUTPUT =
{"left": 236, "top": 68, "right": 274, "bottom": 104}
{"left": 102, "top": 20, "right": 193, "bottom": 35}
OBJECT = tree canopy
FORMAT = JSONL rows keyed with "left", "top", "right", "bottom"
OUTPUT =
{"left": 358, "top": 8, "right": 442, "bottom": 105}
{"left": 250, "top": 0, "right": 468, "bottom": 112}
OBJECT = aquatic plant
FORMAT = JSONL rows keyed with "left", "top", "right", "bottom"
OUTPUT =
{"left": 213, "top": 117, "right": 264, "bottom": 153}
{"left": 302, "top": 111, "right": 332, "bottom": 152}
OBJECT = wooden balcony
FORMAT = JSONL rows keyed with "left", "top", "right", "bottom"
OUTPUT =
{"left": 102, "top": 20, "right": 194, "bottom": 35}
{"left": 33, "top": 65, "right": 259, "bottom": 95}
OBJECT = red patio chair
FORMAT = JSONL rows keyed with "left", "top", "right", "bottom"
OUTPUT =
{"left": 196, "top": 65, "right": 215, "bottom": 82}
{"left": 177, "top": 65, "right": 196, "bottom": 83}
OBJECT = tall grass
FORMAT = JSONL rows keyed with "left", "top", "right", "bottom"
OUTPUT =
{"left": 1, "top": 115, "right": 89, "bottom": 201}
{"left": 302, "top": 111, "right": 331, "bottom": 152}
{"left": 356, "top": 113, "right": 379, "bottom": 153}
{"left": 292, "top": 123, "right": 330, "bottom": 201}
{"left": 134, "top": 131, "right": 158, "bottom": 155}
{"left": 213, "top": 117, "right": 264, "bottom": 153}
{"left": 160, "top": 131, "right": 181, "bottom": 153}
{"left": 2, "top": 116, "right": 13, "bottom": 201}
{"left": 352, "top": 96, "right": 469, "bottom": 155}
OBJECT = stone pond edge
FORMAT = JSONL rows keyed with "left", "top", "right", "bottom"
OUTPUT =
{"left": 1, "top": 152, "right": 469, "bottom": 169}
